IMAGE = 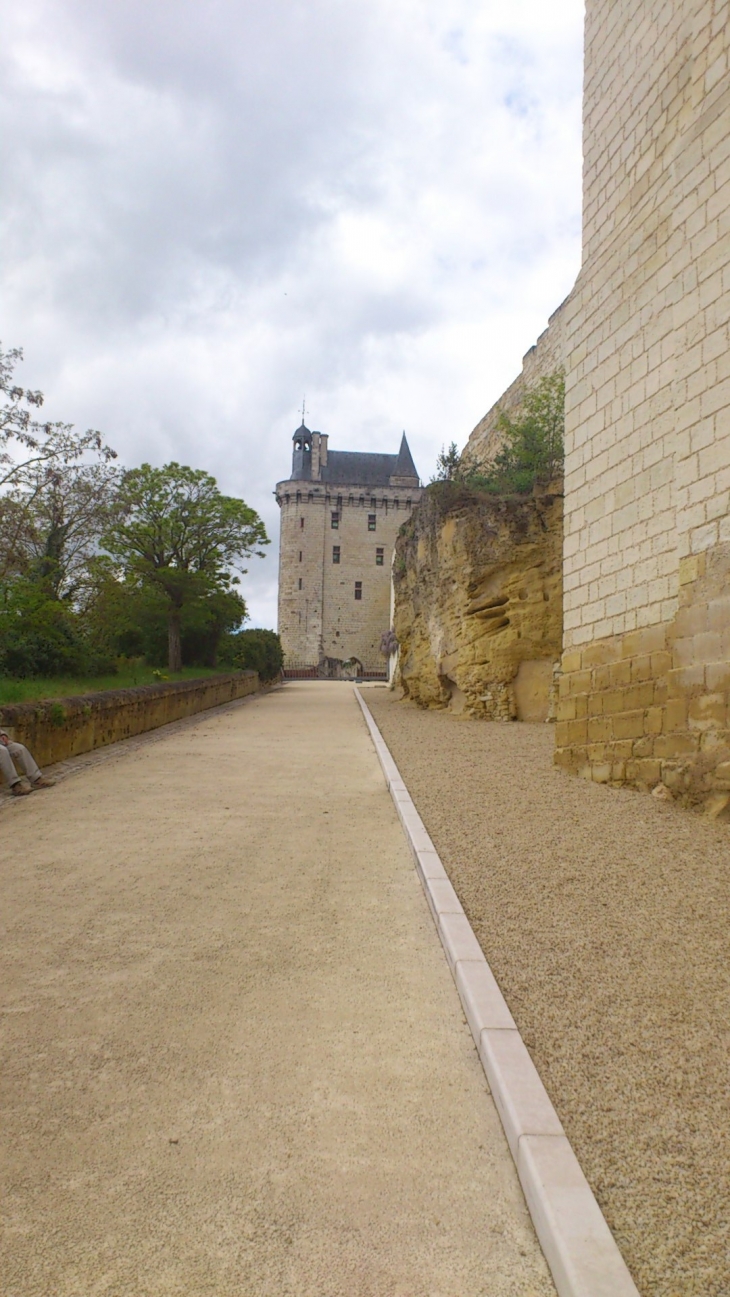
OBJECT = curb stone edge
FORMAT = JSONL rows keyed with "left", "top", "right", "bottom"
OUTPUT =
{"left": 354, "top": 686, "right": 640, "bottom": 1297}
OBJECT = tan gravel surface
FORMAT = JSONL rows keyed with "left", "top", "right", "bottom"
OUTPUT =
{"left": 364, "top": 687, "right": 730, "bottom": 1297}
{"left": 1, "top": 681, "right": 555, "bottom": 1297}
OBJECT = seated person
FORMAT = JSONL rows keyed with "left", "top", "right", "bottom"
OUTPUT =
{"left": 0, "top": 731, "right": 55, "bottom": 796}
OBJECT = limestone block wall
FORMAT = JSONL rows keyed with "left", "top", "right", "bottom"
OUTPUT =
{"left": 557, "top": 0, "right": 730, "bottom": 803}
{"left": 320, "top": 497, "right": 397, "bottom": 668}
{"left": 556, "top": 545, "right": 730, "bottom": 807}
{"left": 392, "top": 485, "right": 563, "bottom": 720}
{"left": 276, "top": 486, "right": 420, "bottom": 672}
{"left": 462, "top": 296, "right": 569, "bottom": 470}
{"left": 0, "top": 671, "right": 260, "bottom": 770}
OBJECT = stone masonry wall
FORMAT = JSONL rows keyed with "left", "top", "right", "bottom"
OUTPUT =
{"left": 277, "top": 488, "right": 419, "bottom": 673}
{"left": 557, "top": 0, "right": 730, "bottom": 804}
{"left": 556, "top": 544, "right": 730, "bottom": 810}
{"left": 0, "top": 671, "right": 260, "bottom": 770}
{"left": 321, "top": 495, "right": 398, "bottom": 669}
{"left": 277, "top": 489, "right": 325, "bottom": 666}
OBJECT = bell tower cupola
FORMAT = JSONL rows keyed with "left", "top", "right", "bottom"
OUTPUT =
{"left": 291, "top": 423, "right": 312, "bottom": 480}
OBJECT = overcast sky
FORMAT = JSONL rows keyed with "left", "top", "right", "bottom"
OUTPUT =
{"left": 1, "top": 0, "right": 584, "bottom": 628}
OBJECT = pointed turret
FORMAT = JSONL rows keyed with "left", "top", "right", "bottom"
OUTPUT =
{"left": 389, "top": 432, "right": 420, "bottom": 487}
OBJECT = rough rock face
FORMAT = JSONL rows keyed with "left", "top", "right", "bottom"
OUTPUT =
{"left": 393, "top": 485, "right": 563, "bottom": 720}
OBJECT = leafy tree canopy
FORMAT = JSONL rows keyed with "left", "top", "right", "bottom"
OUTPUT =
{"left": 0, "top": 461, "right": 121, "bottom": 596}
{"left": 0, "top": 347, "right": 278, "bottom": 683}
{"left": 0, "top": 577, "right": 114, "bottom": 679}
{"left": 219, "top": 628, "right": 284, "bottom": 681}
{"left": 102, "top": 462, "right": 269, "bottom": 671}
{"left": 1, "top": 344, "right": 116, "bottom": 490}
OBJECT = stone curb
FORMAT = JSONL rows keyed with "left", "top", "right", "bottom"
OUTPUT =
{"left": 354, "top": 687, "right": 640, "bottom": 1297}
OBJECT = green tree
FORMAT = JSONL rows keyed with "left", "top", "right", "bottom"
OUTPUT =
{"left": 433, "top": 442, "right": 462, "bottom": 481}
{"left": 0, "top": 347, "right": 120, "bottom": 680}
{"left": 102, "top": 462, "right": 268, "bottom": 672}
{"left": 429, "top": 373, "right": 563, "bottom": 495}
{"left": 1, "top": 344, "right": 116, "bottom": 491}
{"left": 87, "top": 576, "right": 246, "bottom": 669}
{"left": 475, "top": 372, "right": 565, "bottom": 495}
{"left": 0, "top": 461, "right": 122, "bottom": 595}
{"left": 219, "top": 627, "right": 283, "bottom": 681}
{"left": 0, "top": 577, "right": 113, "bottom": 678}
{"left": 177, "top": 587, "right": 248, "bottom": 668}
{"left": 82, "top": 563, "right": 165, "bottom": 663}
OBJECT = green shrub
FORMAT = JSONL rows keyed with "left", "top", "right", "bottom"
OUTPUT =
{"left": 469, "top": 372, "right": 565, "bottom": 495}
{"left": 435, "top": 372, "right": 565, "bottom": 497}
{"left": 0, "top": 580, "right": 117, "bottom": 678}
{"left": 219, "top": 628, "right": 283, "bottom": 681}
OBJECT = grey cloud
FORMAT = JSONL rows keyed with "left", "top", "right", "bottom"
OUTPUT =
{"left": 0, "top": 0, "right": 584, "bottom": 626}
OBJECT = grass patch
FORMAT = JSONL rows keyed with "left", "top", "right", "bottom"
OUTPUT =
{"left": 0, "top": 666, "right": 232, "bottom": 706}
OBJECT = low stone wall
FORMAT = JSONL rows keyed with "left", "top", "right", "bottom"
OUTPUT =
{"left": 0, "top": 671, "right": 260, "bottom": 770}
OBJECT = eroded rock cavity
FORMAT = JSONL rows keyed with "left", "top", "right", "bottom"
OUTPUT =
{"left": 393, "top": 485, "right": 563, "bottom": 721}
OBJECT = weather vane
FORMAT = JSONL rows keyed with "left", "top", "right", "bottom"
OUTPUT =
{"left": 301, "top": 396, "right": 307, "bottom": 425}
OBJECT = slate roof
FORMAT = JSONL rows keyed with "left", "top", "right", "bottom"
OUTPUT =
{"left": 321, "top": 451, "right": 399, "bottom": 487}
{"left": 320, "top": 435, "right": 419, "bottom": 487}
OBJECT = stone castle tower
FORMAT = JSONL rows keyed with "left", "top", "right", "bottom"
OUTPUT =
{"left": 276, "top": 425, "right": 422, "bottom": 674}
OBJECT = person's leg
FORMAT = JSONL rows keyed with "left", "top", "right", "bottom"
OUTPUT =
{"left": 0, "top": 743, "right": 23, "bottom": 787}
{"left": 7, "top": 742, "right": 41, "bottom": 784}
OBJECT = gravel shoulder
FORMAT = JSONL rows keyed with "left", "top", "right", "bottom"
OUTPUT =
{"left": 1, "top": 681, "right": 554, "bottom": 1297}
{"left": 364, "top": 687, "right": 730, "bottom": 1297}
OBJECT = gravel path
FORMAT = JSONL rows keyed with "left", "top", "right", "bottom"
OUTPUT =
{"left": 1, "top": 682, "right": 554, "bottom": 1297}
{"left": 364, "top": 687, "right": 730, "bottom": 1297}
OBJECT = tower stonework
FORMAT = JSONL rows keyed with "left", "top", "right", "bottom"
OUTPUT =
{"left": 276, "top": 426, "right": 421, "bottom": 674}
